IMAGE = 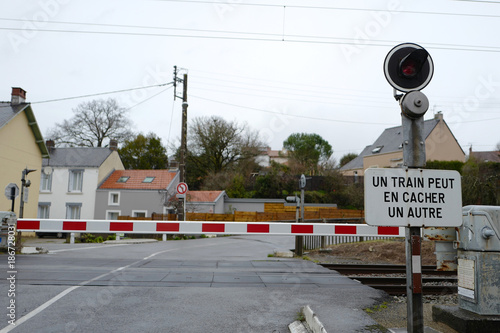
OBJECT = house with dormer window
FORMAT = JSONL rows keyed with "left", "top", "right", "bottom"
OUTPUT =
{"left": 94, "top": 169, "right": 180, "bottom": 219}
{"left": 340, "top": 113, "right": 465, "bottom": 176}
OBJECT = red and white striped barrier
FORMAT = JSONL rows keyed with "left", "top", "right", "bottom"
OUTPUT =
{"left": 17, "top": 219, "right": 404, "bottom": 237}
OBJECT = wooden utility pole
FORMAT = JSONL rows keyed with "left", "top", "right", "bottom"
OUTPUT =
{"left": 180, "top": 73, "right": 188, "bottom": 184}
{"left": 177, "top": 73, "right": 188, "bottom": 222}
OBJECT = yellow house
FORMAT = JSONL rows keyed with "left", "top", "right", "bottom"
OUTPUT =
{"left": 340, "top": 112, "right": 465, "bottom": 176}
{"left": 0, "top": 88, "right": 48, "bottom": 218}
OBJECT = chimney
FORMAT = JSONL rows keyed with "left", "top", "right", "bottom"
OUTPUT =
{"left": 11, "top": 87, "right": 26, "bottom": 105}
{"left": 109, "top": 139, "right": 118, "bottom": 151}
{"left": 46, "top": 140, "right": 55, "bottom": 152}
{"left": 434, "top": 111, "right": 443, "bottom": 121}
{"left": 168, "top": 160, "right": 179, "bottom": 171}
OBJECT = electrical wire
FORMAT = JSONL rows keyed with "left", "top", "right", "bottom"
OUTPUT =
{"left": 167, "top": 94, "right": 177, "bottom": 147}
{"left": 154, "top": 0, "right": 500, "bottom": 19}
{"left": 453, "top": 0, "right": 500, "bottom": 3}
{"left": 190, "top": 93, "right": 397, "bottom": 126}
{"left": 190, "top": 84, "right": 397, "bottom": 110}
{"left": 31, "top": 82, "right": 174, "bottom": 104}
{"left": 125, "top": 86, "right": 172, "bottom": 111}
{"left": 0, "top": 19, "right": 499, "bottom": 53}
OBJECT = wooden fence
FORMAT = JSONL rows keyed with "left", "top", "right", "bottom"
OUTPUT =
{"left": 119, "top": 204, "right": 367, "bottom": 249}
{"left": 120, "top": 205, "right": 364, "bottom": 222}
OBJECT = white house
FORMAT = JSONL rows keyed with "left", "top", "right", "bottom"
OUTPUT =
{"left": 38, "top": 141, "right": 124, "bottom": 220}
{"left": 256, "top": 147, "right": 289, "bottom": 168}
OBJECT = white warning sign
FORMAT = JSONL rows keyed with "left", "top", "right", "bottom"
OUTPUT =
{"left": 364, "top": 168, "right": 462, "bottom": 227}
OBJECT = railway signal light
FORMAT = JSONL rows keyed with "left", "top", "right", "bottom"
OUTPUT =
{"left": 384, "top": 43, "right": 434, "bottom": 93}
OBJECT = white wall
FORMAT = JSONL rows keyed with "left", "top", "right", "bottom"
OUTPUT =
{"left": 38, "top": 167, "right": 99, "bottom": 219}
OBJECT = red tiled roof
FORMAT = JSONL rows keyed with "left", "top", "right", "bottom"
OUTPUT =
{"left": 100, "top": 170, "right": 177, "bottom": 190}
{"left": 187, "top": 191, "right": 224, "bottom": 202}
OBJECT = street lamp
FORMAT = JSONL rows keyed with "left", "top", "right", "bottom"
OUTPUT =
{"left": 19, "top": 168, "right": 36, "bottom": 218}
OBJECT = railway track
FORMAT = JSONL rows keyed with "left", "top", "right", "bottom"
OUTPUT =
{"left": 321, "top": 263, "right": 456, "bottom": 275}
{"left": 321, "top": 263, "right": 457, "bottom": 296}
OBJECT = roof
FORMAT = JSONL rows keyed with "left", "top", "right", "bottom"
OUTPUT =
{"left": 0, "top": 102, "right": 49, "bottom": 158}
{"left": 470, "top": 151, "right": 500, "bottom": 163}
{"left": 340, "top": 118, "right": 440, "bottom": 171}
{"left": 43, "top": 147, "right": 116, "bottom": 167}
{"left": 187, "top": 191, "right": 225, "bottom": 203}
{"left": 259, "top": 147, "right": 288, "bottom": 158}
{"left": 99, "top": 169, "right": 178, "bottom": 190}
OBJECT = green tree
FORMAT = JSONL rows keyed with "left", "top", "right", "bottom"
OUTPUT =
{"left": 225, "top": 174, "right": 253, "bottom": 198}
{"left": 47, "top": 98, "right": 134, "bottom": 147}
{"left": 425, "top": 160, "right": 464, "bottom": 172}
{"left": 119, "top": 133, "right": 168, "bottom": 169}
{"left": 339, "top": 153, "right": 358, "bottom": 168}
{"left": 462, "top": 159, "right": 500, "bottom": 206}
{"left": 283, "top": 133, "right": 333, "bottom": 175}
{"left": 253, "top": 161, "right": 295, "bottom": 198}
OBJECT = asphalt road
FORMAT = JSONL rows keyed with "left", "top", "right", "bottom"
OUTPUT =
{"left": 1, "top": 235, "right": 385, "bottom": 333}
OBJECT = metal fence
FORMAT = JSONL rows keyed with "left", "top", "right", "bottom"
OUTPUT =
{"left": 303, "top": 235, "right": 387, "bottom": 250}
{"left": 302, "top": 217, "right": 395, "bottom": 250}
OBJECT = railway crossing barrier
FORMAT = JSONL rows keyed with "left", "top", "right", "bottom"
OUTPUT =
{"left": 17, "top": 218, "right": 405, "bottom": 239}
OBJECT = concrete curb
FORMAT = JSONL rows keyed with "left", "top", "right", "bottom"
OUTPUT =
{"left": 103, "top": 239, "right": 158, "bottom": 244}
{"left": 20, "top": 246, "right": 49, "bottom": 254}
{"left": 289, "top": 305, "right": 328, "bottom": 333}
{"left": 303, "top": 305, "right": 327, "bottom": 333}
{"left": 288, "top": 321, "right": 309, "bottom": 333}
{"left": 274, "top": 249, "right": 294, "bottom": 258}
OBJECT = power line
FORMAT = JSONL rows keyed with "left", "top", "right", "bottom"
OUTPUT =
{"left": 0, "top": 17, "right": 282, "bottom": 38}
{"left": 189, "top": 77, "right": 394, "bottom": 104}
{"left": 453, "top": 0, "right": 500, "bottom": 4}
{"left": 190, "top": 93, "right": 397, "bottom": 126}
{"left": 1, "top": 20, "right": 500, "bottom": 53}
{"left": 190, "top": 68, "right": 391, "bottom": 97}
{"left": 190, "top": 84, "right": 397, "bottom": 110}
{"left": 31, "top": 82, "right": 173, "bottom": 104}
{"left": 125, "top": 86, "right": 172, "bottom": 111}
{"left": 154, "top": 0, "right": 500, "bottom": 19}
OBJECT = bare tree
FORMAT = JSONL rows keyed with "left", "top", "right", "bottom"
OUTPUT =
{"left": 183, "top": 116, "right": 266, "bottom": 188}
{"left": 47, "top": 98, "right": 134, "bottom": 147}
{"left": 188, "top": 116, "right": 264, "bottom": 173}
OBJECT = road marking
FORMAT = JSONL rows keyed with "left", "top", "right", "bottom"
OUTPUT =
{"left": 0, "top": 286, "right": 80, "bottom": 333}
{"left": 0, "top": 242, "right": 221, "bottom": 332}
{"left": 49, "top": 243, "right": 128, "bottom": 253}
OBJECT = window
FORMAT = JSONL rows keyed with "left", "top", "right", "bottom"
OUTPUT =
{"left": 68, "top": 169, "right": 83, "bottom": 192}
{"left": 66, "top": 203, "right": 82, "bottom": 219}
{"left": 38, "top": 203, "right": 51, "bottom": 218}
{"left": 132, "top": 210, "right": 147, "bottom": 218}
{"left": 107, "top": 211, "right": 120, "bottom": 220}
{"left": 142, "top": 176, "right": 155, "bottom": 183}
{"left": 108, "top": 192, "right": 120, "bottom": 206}
{"left": 371, "top": 146, "right": 383, "bottom": 154}
{"left": 163, "top": 206, "right": 175, "bottom": 215}
{"left": 117, "top": 176, "right": 129, "bottom": 183}
{"left": 40, "top": 171, "right": 52, "bottom": 192}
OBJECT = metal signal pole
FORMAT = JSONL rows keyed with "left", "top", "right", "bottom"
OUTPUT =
{"left": 383, "top": 43, "right": 434, "bottom": 333}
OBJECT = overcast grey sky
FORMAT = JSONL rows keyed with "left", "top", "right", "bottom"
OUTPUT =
{"left": 2, "top": 0, "right": 500, "bottom": 162}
